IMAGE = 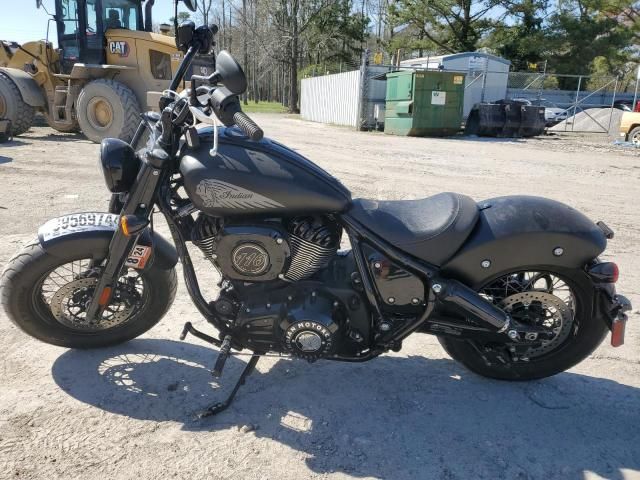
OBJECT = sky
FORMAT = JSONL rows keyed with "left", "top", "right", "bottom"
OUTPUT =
{"left": 0, "top": 0, "right": 191, "bottom": 46}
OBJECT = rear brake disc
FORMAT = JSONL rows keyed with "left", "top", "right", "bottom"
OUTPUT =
{"left": 499, "top": 291, "right": 574, "bottom": 358}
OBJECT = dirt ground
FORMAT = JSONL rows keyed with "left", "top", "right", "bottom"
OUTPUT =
{"left": 0, "top": 115, "right": 639, "bottom": 480}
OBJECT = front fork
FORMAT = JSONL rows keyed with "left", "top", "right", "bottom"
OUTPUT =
{"left": 85, "top": 149, "right": 170, "bottom": 321}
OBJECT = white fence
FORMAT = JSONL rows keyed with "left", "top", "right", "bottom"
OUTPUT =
{"left": 301, "top": 71, "right": 361, "bottom": 127}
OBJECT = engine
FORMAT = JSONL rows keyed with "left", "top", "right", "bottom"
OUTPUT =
{"left": 191, "top": 215, "right": 371, "bottom": 360}
{"left": 192, "top": 215, "right": 341, "bottom": 283}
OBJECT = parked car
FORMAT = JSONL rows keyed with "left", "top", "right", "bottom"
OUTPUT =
{"left": 619, "top": 112, "right": 640, "bottom": 145}
{"left": 508, "top": 98, "right": 569, "bottom": 127}
{"left": 613, "top": 100, "right": 633, "bottom": 112}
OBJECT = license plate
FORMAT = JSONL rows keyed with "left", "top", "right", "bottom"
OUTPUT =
{"left": 39, "top": 213, "right": 119, "bottom": 241}
{"left": 125, "top": 244, "right": 152, "bottom": 269}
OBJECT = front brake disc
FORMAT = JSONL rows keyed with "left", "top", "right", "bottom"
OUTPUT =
{"left": 49, "top": 277, "right": 135, "bottom": 331}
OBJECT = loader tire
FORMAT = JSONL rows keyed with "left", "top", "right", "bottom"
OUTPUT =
{"left": 0, "top": 72, "right": 35, "bottom": 136}
{"left": 45, "top": 112, "right": 81, "bottom": 133}
{"left": 77, "top": 79, "right": 140, "bottom": 143}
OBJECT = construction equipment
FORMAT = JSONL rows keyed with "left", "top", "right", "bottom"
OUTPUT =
{"left": 0, "top": 0, "right": 204, "bottom": 143}
{"left": 0, "top": 118, "right": 11, "bottom": 142}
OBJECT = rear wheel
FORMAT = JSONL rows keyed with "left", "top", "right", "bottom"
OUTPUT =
{"left": 0, "top": 73, "right": 35, "bottom": 136}
{"left": 44, "top": 112, "right": 80, "bottom": 133}
{"left": 1, "top": 241, "right": 177, "bottom": 348}
{"left": 77, "top": 79, "right": 140, "bottom": 143}
{"left": 438, "top": 267, "right": 607, "bottom": 380}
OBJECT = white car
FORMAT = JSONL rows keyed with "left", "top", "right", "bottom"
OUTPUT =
{"left": 544, "top": 107, "right": 569, "bottom": 126}
{"left": 509, "top": 98, "right": 568, "bottom": 127}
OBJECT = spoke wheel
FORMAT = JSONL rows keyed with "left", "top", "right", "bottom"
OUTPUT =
{"left": 437, "top": 266, "right": 608, "bottom": 380}
{"left": 478, "top": 270, "right": 576, "bottom": 359}
{"left": 36, "top": 258, "right": 148, "bottom": 333}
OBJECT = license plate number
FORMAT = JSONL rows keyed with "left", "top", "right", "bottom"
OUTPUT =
{"left": 39, "top": 213, "right": 119, "bottom": 241}
{"left": 125, "top": 244, "right": 152, "bottom": 269}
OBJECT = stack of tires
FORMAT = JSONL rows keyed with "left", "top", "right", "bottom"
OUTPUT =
{"left": 465, "top": 100, "right": 546, "bottom": 138}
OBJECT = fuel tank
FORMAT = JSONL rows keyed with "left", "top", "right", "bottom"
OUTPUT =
{"left": 179, "top": 126, "right": 352, "bottom": 216}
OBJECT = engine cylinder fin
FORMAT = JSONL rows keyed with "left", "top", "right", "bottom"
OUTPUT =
{"left": 285, "top": 234, "right": 336, "bottom": 282}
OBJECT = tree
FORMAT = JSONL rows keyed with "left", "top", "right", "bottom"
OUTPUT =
{"left": 545, "top": 0, "right": 634, "bottom": 82}
{"left": 196, "top": 0, "right": 214, "bottom": 26}
{"left": 485, "top": 0, "right": 549, "bottom": 71}
{"left": 171, "top": 11, "right": 192, "bottom": 23}
{"left": 388, "top": 0, "right": 502, "bottom": 55}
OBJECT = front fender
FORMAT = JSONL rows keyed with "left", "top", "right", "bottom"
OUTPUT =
{"left": 37, "top": 213, "right": 178, "bottom": 271}
{"left": 441, "top": 196, "right": 607, "bottom": 288}
{"left": 0, "top": 67, "right": 46, "bottom": 107}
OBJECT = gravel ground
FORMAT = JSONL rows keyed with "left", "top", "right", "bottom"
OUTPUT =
{"left": 0, "top": 116, "right": 639, "bottom": 480}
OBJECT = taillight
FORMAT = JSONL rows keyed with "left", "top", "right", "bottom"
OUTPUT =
{"left": 588, "top": 262, "right": 619, "bottom": 283}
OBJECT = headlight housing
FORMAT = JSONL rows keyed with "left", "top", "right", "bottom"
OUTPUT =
{"left": 100, "top": 138, "right": 141, "bottom": 193}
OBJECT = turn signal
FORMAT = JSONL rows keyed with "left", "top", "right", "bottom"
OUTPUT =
{"left": 120, "top": 215, "right": 149, "bottom": 237}
{"left": 588, "top": 262, "right": 619, "bottom": 283}
{"left": 98, "top": 287, "right": 113, "bottom": 307}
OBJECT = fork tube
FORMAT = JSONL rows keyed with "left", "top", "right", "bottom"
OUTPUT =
{"left": 84, "top": 159, "right": 166, "bottom": 321}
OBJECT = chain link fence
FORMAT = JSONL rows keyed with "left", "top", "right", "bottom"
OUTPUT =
{"left": 301, "top": 51, "right": 634, "bottom": 134}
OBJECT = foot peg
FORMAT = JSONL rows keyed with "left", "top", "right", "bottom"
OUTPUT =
{"left": 179, "top": 323, "right": 260, "bottom": 419}
{"left": 179, "top": 322, "right": 221, "bottom": 346}
{"left": 212, "top": 335, "right": 232, "bottom": 378}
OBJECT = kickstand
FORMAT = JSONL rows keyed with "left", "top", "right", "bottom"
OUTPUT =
{"left": 195, "top": 353, "right": 261, "bottom": 419}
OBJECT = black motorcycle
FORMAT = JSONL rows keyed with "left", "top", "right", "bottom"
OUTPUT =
{"left": 0, "top": 21, "right": 631, "bottom": 418}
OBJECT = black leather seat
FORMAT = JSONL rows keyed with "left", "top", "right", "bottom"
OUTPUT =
{"left": 348, "top": 192, "right": 479, "bottom": 265}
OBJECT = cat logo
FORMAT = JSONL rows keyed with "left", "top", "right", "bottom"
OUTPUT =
{"left": 108, "top": 41, "right": 129, "bottom": 57}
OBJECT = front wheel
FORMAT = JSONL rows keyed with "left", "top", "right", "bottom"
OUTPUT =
{"left": 438, "top": 267, "right": 607, "bottom": 380}
{"left": 1, "top": 241, "right": 177, "bottom": 348}
{"left": 76, "top": 79, "right": 141, "bottom": 143}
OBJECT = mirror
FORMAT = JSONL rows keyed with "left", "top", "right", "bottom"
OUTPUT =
{"left": 36, "top": 0, "right": 43, "bottom": 8}
{"left": 176, "top": 21, "right": 195, "bottom": 50}
{"left": 216, "top": 51, "right": 247, "bottom": 95}
{"left": 181, "top": 0, "right": 198, "bottom": 12}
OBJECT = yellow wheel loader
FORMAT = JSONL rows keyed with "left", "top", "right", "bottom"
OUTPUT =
{"left": 0, "top": 0, "right": 209, "bottom": 143}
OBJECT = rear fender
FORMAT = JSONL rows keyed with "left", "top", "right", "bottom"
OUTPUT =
{"left": 37, "top": 213, "right": 178, "bottom": 271}
{"left": 441, "top": 196, "right": 607, "bottom": 288}
{"left": 0, "top": 67, "right": 46, "bottom": 107}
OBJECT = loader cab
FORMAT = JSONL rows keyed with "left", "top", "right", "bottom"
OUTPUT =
{"left": 54, "top": 0, "right": 144, "bottom": 73}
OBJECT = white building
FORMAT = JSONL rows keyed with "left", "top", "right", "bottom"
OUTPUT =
{"left": 400, "top": 52, "right": 511, "bottom": 118}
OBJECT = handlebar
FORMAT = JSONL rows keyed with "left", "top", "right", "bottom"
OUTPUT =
{"left": 153, "top": 24, "right": 264, "bottom": 151}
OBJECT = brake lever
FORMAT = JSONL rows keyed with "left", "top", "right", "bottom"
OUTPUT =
{"left": 188, "top": 105, "right": 219, "bottom": 157}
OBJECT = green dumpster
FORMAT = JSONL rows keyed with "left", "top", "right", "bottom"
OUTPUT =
{"left": 384, "top": 70, "right": 465, "bottom": 136}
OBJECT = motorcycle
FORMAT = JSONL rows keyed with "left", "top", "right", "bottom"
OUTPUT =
{"left": 0, "top": 21, "right": 632, "bottom": 418}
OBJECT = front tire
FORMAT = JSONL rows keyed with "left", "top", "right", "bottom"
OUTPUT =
{"left": 77, "top": 79, "right": 140, "bottom": 143}
{"left": 0, "top": 73, "right": 35, "bottom": 136}
{"left": 628, "top": 126, "right": 640, "bottom": 146}
{"left": 1, "top": 240, "right": 177, "bottom": 349}
{"left": 439, "top": 267, "right": 608, "bottom": 380}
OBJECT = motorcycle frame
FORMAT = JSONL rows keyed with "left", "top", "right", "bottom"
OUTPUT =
{"left": 87, "top": 31, "right": 591, "bottom": 357}
{"left": 102, "top": 164, "right": 508, "bottom": 360}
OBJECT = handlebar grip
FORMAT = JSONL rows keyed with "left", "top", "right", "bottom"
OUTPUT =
{"left": 233, "top": 111, "right": 263, "bottom": 141}
{"left": 159, "top": 107, "right": 173, "bottom": 146}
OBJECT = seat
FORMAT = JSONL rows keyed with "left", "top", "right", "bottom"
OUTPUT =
{"left": 348, "top": 192, "right": 479, "bottom": 266}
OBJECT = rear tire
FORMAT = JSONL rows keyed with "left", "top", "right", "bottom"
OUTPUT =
{"left": 77, "top": 79, "right": 140, "bottom": 143}
{"left": 438, "top": 267, "right": 608, "bottom": 380}
{"left": 1, "top": 240, "right": 177, "bottom": 349}
{"left": 0, "top": 73, "right": 35, "bottom": 136}
{"left": 44, "top": 112, "right": 81, "bottom": 133}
